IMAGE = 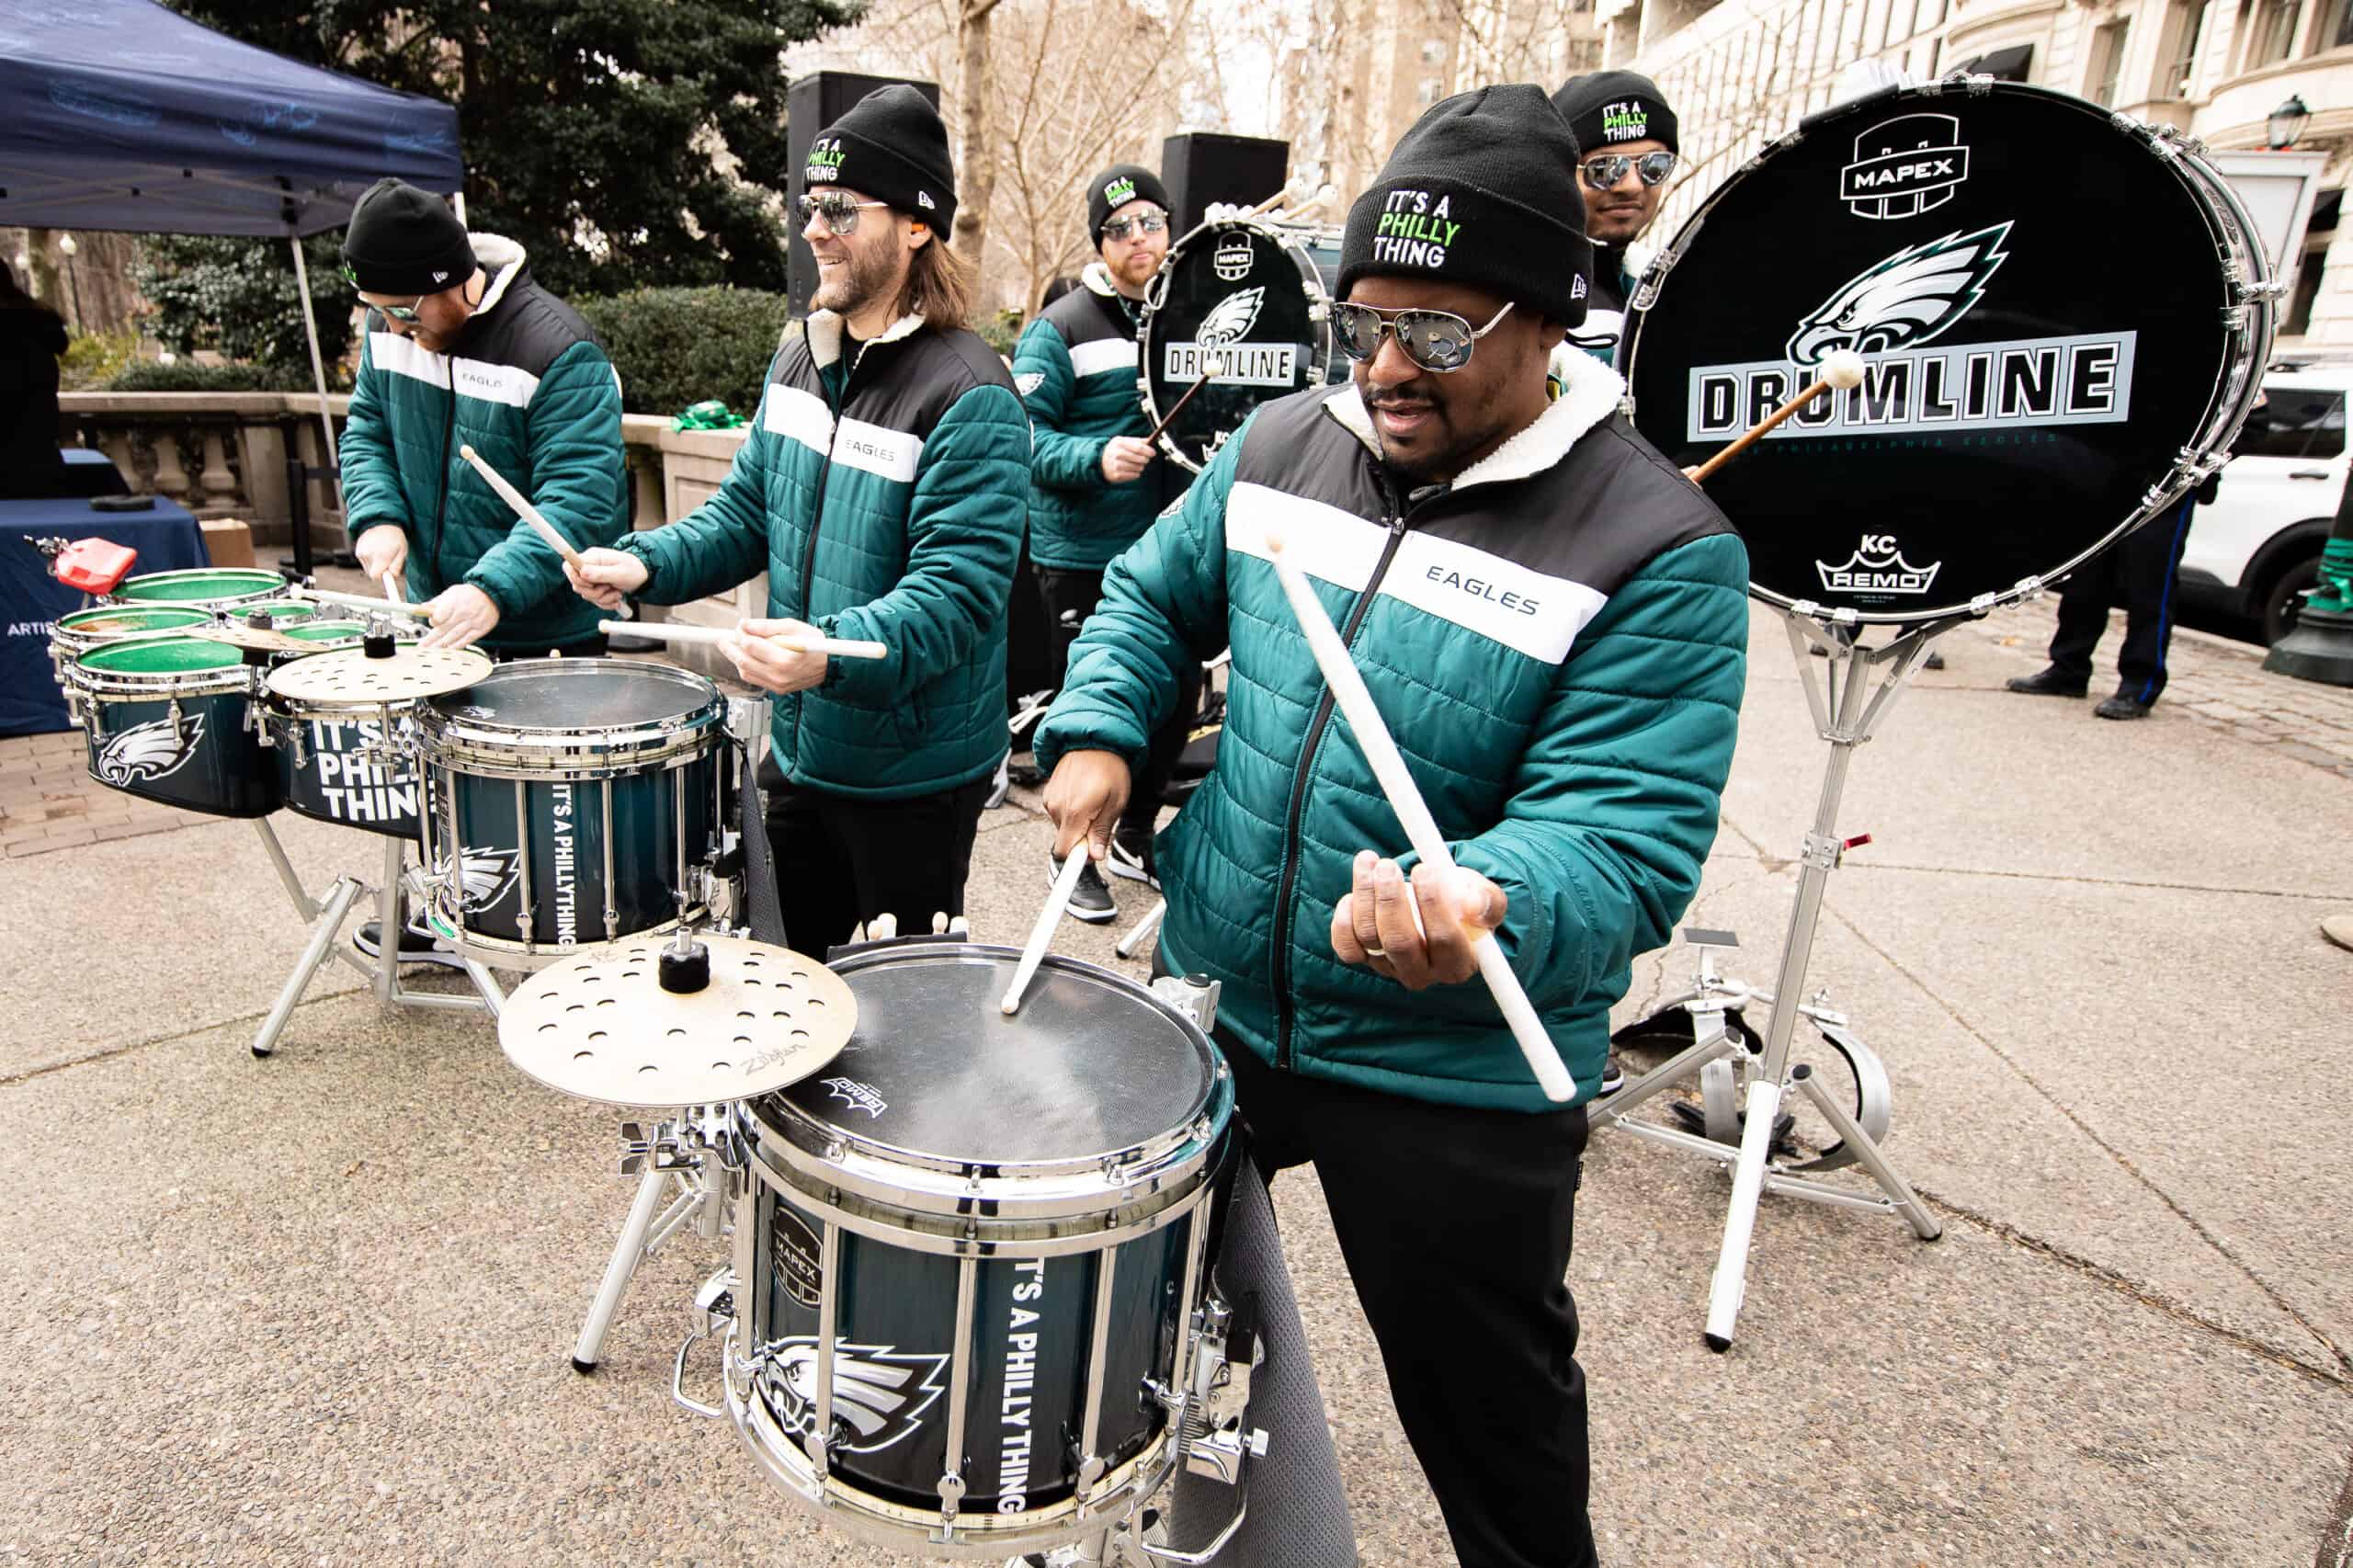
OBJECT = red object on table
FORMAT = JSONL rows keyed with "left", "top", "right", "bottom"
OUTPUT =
{"left": 50, "top": 538, "right": 138, "bottom": 594}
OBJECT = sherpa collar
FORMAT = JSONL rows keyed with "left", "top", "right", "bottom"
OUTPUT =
{"left": 805, "top": 308, "right": 928, "bottom": 369}
{"left": 1318, "top": 342, "right": 1627, "bottom": 490}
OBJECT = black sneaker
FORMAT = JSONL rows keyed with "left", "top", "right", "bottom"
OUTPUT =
{"left": 2094, "top": 690, "right": 2153, "bottom": 720}
{"left": 353, "top": 917, "right": 463, "bottom": 969}
{"left": 1051, "top": 851, "right": 1118, "bottom": 924}
{"left": 2005, "top": 665, "right": 2088, "bottom": 698}
{"left": 1105, "top": 824, "right": 1157, "bottom": 888}
{"left": 1597, "top": 1054, "right": 1624, "bottom": 1097}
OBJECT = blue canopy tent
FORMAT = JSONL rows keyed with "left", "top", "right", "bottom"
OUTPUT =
{"left": 0, "top": 0, "right": 463, "bottom": 488}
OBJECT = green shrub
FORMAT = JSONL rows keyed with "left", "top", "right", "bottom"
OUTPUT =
{"left": 106, "top": 360, "right": 309, "bottom": 393}
{"left": 60, "top": 328, "right": 142, "bottom": 392}
{"left": 575, "top": 286, "right": 790, "bottom": 420}
{"left": 973, "top": 307, "right": 1023, "bottom": 360}
{"left": 135, "top": 234, "right": 355, "bottom": 383}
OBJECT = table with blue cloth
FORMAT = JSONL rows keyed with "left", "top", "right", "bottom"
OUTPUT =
{"left": 0, "top": 495, "right": 210, "bottom": 737}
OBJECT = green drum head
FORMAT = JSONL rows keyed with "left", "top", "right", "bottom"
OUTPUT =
{"left": 58, "top": 606, "right": 210, "bottom": 637}
{"left": 240, "top": 601, "right": 321, "bottom": 629}
{"left": 117, "top": 568, "right": 283, "bottom": 605}
{"left": 281, "top": 619, "right": 372, "bottom": 646}
{"left": 78, "top": 635, "right": 246, "bottom": 675}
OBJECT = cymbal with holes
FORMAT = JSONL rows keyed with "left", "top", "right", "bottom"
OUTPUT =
{"left": 497, "top": 935, "right": 856, "bottom": 1106}
{"left": 265, "top": 644, "right": 493, "bottom": 703}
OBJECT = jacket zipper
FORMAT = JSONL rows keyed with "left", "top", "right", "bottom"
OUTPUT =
{"left": 790, "top": 337, "right": 871, "bottom": 760}
{"left": 1270, "top": 497, "right": 1413, "bottom": 1071}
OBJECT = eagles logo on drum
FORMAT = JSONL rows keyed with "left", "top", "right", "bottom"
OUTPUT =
{"left": 97, "top": 711, "right": 202, "bottom": 785}
{"left": 768, "top": 1336, "right": 949, "bottom": 1455}
{"left": 1786, "top": 222, "right": 2011, "bottom": 365}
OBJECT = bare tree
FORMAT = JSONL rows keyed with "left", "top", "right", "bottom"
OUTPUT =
{"left": 949, "top": 0, "right": 1005, "bottom": 303}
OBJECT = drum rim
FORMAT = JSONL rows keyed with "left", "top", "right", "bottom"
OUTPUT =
{"left": 1622, "top": 77, "right": 2275, "bottom": 625}
{"left": 55, "top": 605, "right": 212, "bottom": 636}
{"left": 113, "top": 567, "right": 286, "bottom": 607}
{"left": 744, "top": 942, "right": 1233, "bottom": 1225}
{"left": 71, "top": 636, "right": 256, "bottom": 694}
{"left": 1139, "top": 213, "right": 1336, "bottom": 474}
{"left": 417, "top": 656, "right": 727, "bottom": 760}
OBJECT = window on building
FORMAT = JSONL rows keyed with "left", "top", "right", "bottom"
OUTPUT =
{"left": 2087, "top": 19, "right": 2131, "bottom": 104}
{"left": 1920, "top": 0, "right": 1949, "bottom": 28}
{"left": 2152, "top": 0, "right": 2210, "bottom": 97}
{"left": 1420, "top": 38, "right": 1448, "bottom": 64}
{"left": 1416, "top": 74, "right": 1444, "bottom": 106}
{"left": 2282, "top": 189, "right": 2339, "bottom": 337}
{"left": 2323, "top": 0, "right": 2353, "bottom": 49}
{"left": 2243, "top": 0, "right": 2302, "bottom": 67}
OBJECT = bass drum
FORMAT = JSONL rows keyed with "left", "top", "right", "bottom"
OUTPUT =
{"left": 1622, "top": 79, "right": 2273, "bottom": 623}
{"left": 1139, "top": 217, "right": 1341, "bottom": 473}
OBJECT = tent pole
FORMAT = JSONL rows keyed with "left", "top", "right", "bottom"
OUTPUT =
{"left": 452, "top": 191, "right": 467, "bottom": 228}
{"left": 290, "top": 233, "right": 338, "bottom": 579}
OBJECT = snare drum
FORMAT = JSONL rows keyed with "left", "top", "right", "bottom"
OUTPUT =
{"left": 70, "top": 636, "right": 278, "bottom": 818}
{"left": 266, "top": 621, "right": 427, "bottom": 838}
{"left": 112, "top": 567, "right": 289, "bottom": 617}
{"left": 722, "top": 943, "right": 1233, "bottom": 1558}
{"left": 1140, "top": 216, "right": 1341, "bottom": 472}
{"left": 416, "top": 659, "right": 727, "bottom": 957}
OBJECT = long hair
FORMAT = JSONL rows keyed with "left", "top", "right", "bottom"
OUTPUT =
{"left": 895, "top": 235, "right": 973, "bottom": 330}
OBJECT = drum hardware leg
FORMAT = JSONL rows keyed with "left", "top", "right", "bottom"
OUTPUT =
{"left": 1116, "top": 899, "right": 1166, "bottom": 960}
{"left": 1146, "top": 971, "right": 1218, "bottom": 1033}
{"left": 1790, "top": 1064, "right": 1940, "bottom": 1238}
{"left": 670, "top": 1268, "right": 738, "bottom": 1419}
{"left": 933, "top": 1256, "right": 980, "bottom": 1533}
{"left": 253, "top": 817, "right": 319, "bottom": 921}
{"left": 512, "top": 778, "right": 536, "bottom": 956}
{"left": 573, "top": 1143, "right": 699, "bottom": 1373}
{"left": 250, "top": 874, "right": 365, "bottom": 1058}
{"left": 601, "top": 785, "right": 620, "bottom": 942}
{"left": 1074, "top": 1247, "right": 1120, "bottom": 1502}
{"left": 371, "top": 833, "right": 401, "bottom": 1006}
{"left": 809, "top": 1219, "right": 842, "bottom": 1477}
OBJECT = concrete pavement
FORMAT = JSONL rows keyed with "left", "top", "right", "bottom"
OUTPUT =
{"left": 3, "top": 596, "right": 2350, "bottom": 1567}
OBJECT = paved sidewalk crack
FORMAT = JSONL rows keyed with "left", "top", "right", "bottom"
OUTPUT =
{"left": 1839, "top": 860, "right": 2353, "bottom": 903}
{"left": 0, "top": 980, "right": 373, "bottom": 1088}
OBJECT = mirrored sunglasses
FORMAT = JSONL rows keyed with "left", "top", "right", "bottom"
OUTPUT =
{"left": 1101, "top": 210, "right": 1168, "bottom": 242}
{"left": 1578, "top": 151, "right": 1678, "bottom": 189}
{"left": 341, "top": 264, "right": 424, "bottom": 324}
{"left": 1331, "top": 300, "right": 1515, "bottom": 374}
{"left": 796, "top": 192, "right": 890, "bottom": 234}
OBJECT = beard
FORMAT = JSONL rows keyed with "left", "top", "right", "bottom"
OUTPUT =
{"left": 812, "top": 233, "right": 902, "bottom": 317}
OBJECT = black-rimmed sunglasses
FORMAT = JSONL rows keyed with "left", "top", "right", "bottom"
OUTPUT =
{"left": 1578, "top": 151, "right": 1678, "bottom": 189}
{"left": 1332, "top": 300, "right": 1515, "bottom": 373}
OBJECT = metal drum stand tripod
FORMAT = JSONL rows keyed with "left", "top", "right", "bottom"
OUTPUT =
{"left": 1589, "top": 607, "right": 1951, "bottom": 1350}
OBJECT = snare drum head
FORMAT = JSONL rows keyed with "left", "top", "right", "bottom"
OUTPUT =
{"left": 115, "top": 568, "right": 284, "bottom": 608}
{"left": 76, "top": 634, "right": 247, "bottom": 681}
{"left": 1624, "top": 83, "right": 2268, "bottom": 622}
{"left": 56, "top": 605, "right": 210, "bottom": 641}
{"left": 1142, "top": 219, "right": 1335, "bottom": 472}
{"left": 426, "top": 657, "right": 716, "bottom": 731}
{"left": 769, "top": 945, "right": 1219, "bottom": 1169}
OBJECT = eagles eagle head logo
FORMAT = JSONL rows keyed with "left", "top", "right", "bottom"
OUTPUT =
{"left": 769, "top": 1337, "right": 949, "bottom": 1454}
{"left": 97, "top": 711, "right": 204, "bottom": 786}
{"left": 1787, "top": 222, "right": 2011, "bottom": 367}
{"left": 1014, "top": 370, "right": 1045, "bottom": 399}
{"left": 431, "top": 846, "right": 521, "bottom": 913}
{"left": 1196, "top": 287, "right": 1265, "bottom": 348}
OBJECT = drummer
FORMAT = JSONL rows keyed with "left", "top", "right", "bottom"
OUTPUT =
{"left": 1011, "top": 163, "right": 1199, "bottom": 922}
{"left": 1036, "top": 86, "right": 1747, "bottom": 1568}
{"left": 564, "top": 86, "right": 1028, "bottom": 951}
{"left": 1550, "top": 72, "right": 1679, "bottom": 365}
{"left": 338, "top": 178, "right": 627, "bottom": 655}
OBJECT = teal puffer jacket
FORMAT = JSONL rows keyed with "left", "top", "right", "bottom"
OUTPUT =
{"left": 338, "top": 236, "right": 625, "bottom": 653}
{"left": 1035, "top": 349, "right": 1750, "bottom": 1111}
{"left": 622, "top": 312, "right": 1029, "bottom": 800}
{"left": 1013, "top": 264, "right": 1166, "bottom": 570}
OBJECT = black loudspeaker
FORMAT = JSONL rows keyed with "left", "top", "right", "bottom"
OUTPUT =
{"left": 786, "top": 72, "right": 943, "bottom": 317}
{"left": 1160, "top": 133, "right": 1291, "bottom": 234}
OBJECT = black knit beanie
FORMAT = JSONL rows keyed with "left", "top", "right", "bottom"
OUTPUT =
{"left": 342, "top": 178, "right": 475, "bottom": 296}
{"left": 1087, "top": 164, "right": 1172, "bottom": 246}
{"left": 806, "top": 85, "right": 958, "bottom": 233}
{"left": 1337, "top": 85, "right": 1593, "bottom": 329}
{"left": 1551, "top": 71, "right": 1679, "bottom": 155}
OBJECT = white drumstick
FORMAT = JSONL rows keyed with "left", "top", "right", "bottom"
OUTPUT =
{"left": 1264, "top": 532, "right": 1576, "bottom": 1103}
{"left": 594, "top": 619, "right": 886, "bottom": 660}
{"left": 1001, "top": 846, "right": 1088, "bottom": 1016}
{"left": 295, "top": 586, "right": 433, "bottom": 619}
{"left": 381, "top": 572, "right": 404, "bottom": 603}
{"left": 460, "top": 443, "right": 635, "bottom": 621}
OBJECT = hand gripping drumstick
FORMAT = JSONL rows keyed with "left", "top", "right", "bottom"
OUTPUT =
{"left": 595, "top": 619, "right": 886, "bottom": 661}
{"left": 1264, "top": 531, "right": 1577, "bottom": 1103}
{"left": 1685, "top": 349, "right": 1867, "bottom": 485}
{"left": 458, "top": 443, "right": 634, "bottom": 619}
{"left": 381, "top": 572, "right": 404, "bottom": 604}
{"left": 1145, "top": 355, "right": 1226, "bottom": 447}
{"left": 1001, "top": 846, "right": 1089, "bottom": 1015}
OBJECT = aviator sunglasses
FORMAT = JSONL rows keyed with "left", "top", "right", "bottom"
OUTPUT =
{"left": 342, "top": 263, "right": 424, "bottom": 323}
{"left": 1578, "top": 151, "right": 1678, "bottom": 189}
{"left": 796, "top": 191, "right": 891, "bottom": 234}
{"left": 1100, "top": 210, "right": 1168, "bottom": 242}
{"left": 1331, "top": 300, "right": 1515, "bottom": 374}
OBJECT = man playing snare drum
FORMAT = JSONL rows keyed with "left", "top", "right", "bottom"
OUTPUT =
{"left": 565, "top": 86, "right": 1027, "bottom": 950}
{"left": 1037, "top": 86, "right": 1748, "bottom": 1568}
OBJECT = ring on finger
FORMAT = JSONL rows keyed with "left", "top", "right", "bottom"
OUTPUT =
{"left": 1363, "top": 943, "right": 1386, "bottom": 959}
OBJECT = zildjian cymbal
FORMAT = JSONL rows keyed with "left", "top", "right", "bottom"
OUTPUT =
{"left": 264, "top": 643, "right": 493, "bottom": 703}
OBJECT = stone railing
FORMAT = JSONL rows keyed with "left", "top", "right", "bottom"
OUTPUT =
{"left": 52, "top": 394, "right": 757, "bottom": 668}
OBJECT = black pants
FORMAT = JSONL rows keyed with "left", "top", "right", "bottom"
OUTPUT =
{"left": 2049, "top": 498, "right": 2194, "bottom": 704}
{"left": 758, "top": 756, "right": 988, "bottom": 954}
{"left": 1006, "top": 537, "right": 1059, "bottom": 719}
{"left": 1034, "top": 563, "right": 1202, "bottom": 835}
{"left": 1220, "top": 1036, "right": 1598, "bottom": 1568}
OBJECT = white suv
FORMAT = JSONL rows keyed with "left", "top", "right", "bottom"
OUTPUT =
{"left": 2179, "top": 361, "right": 2349, "bottom": 644}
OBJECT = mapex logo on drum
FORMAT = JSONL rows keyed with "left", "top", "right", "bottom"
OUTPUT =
{"left": 1841, "top": 113, "right": 1970, "bottom": 220}
{"left": 1213, "top": 232, "right": 1255, "bottom": 282}
{"left": 97, "top": 711, "right": 203, "bottom": 785}
{"left": 1818, "top": 534, "right": 1942, "bottom": 595}
{"left": 768, "top": 1336, "right": 949, "bottom": 1455}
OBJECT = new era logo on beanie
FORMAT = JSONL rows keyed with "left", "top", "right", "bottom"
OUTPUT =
{"left": 808, "top": 85, "right": 959, "bottom": 233}
{"left": 1337, "top": 85, "right": 1594, "bottom": 330}
{"left": 1087, "top": 162, "right": 1172, "bottom": 246}
{"left": 1552, "top": 70, "right": 1680, "bottom": 155}
{"left": 342, "top": 176, "right": 477, "bottom": 299}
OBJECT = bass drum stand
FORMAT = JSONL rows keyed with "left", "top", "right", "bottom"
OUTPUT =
{"left": 1589, "top": 605, "right": 1950, "bottom": 1350}
{"left": 247, "top": 820, "right": 506, "bottom": 1058}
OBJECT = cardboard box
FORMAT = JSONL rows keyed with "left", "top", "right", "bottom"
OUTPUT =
{"left": 200, "top": 517, "right": 256, "bottom": 569}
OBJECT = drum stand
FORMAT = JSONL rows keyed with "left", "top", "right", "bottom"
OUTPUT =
{"left": 572, "top": 1106, "right": 736, "bottom": 1372}
{"left": 247, "top": 821, "right": 506, "bottom": 1058}
{"left": 1589, "top": 607, "right": 1953, "bottom": 1350}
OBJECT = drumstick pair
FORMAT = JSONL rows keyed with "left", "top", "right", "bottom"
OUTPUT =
{"left": 598, "top": 619, "right": 885, "bottom": 662}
